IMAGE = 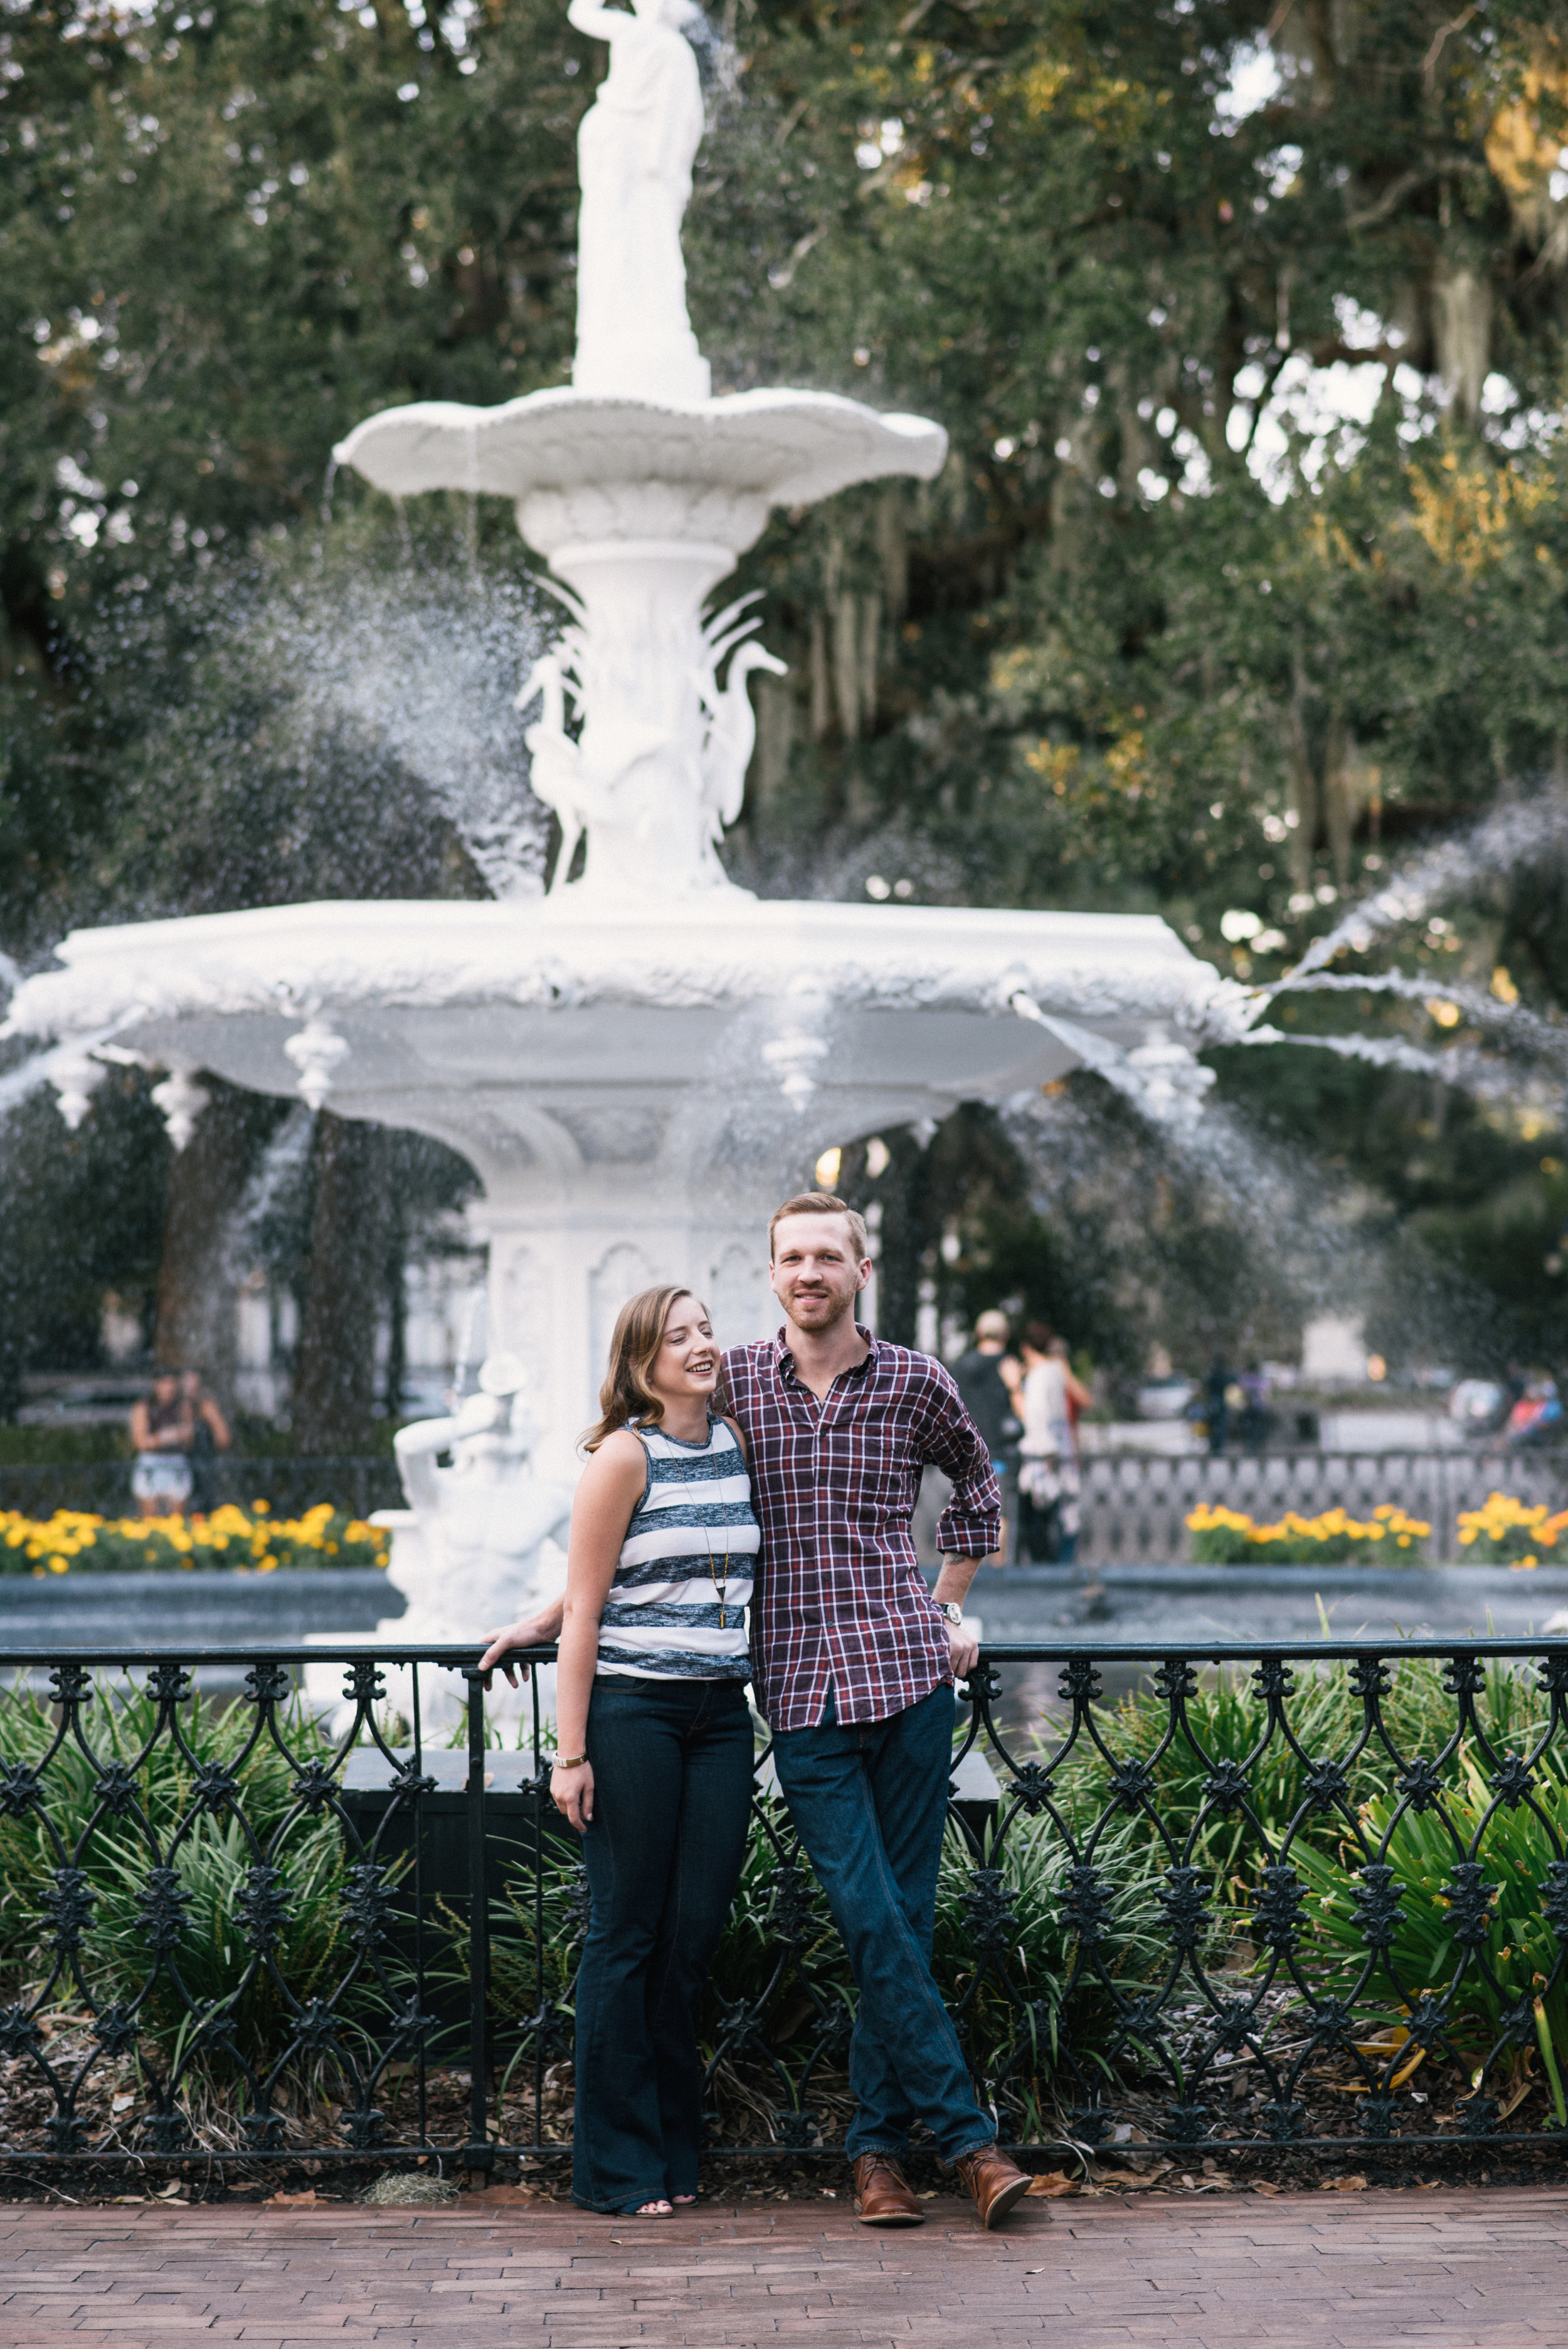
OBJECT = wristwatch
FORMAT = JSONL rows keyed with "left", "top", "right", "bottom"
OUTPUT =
{"left": 939, "top": 1601, "right": 965, "bottom": 1628}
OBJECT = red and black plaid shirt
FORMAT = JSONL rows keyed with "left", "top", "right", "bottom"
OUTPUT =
{"left": 722, "top": 1327, "right": 1002, "bottom": 1732}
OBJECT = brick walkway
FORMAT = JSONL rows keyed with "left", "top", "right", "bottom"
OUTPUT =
{"left": 3, "top": 2185, "right": 1568, "bottom": 2347}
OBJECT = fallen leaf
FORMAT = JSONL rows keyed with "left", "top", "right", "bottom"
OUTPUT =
{"left": 1025, "top": 2171, "right": 1077, "bottom": 2198}
{"left": 267, "top": 2188, "right": 318, "bottom": 2207}
{"left": 1323, "top": 2173, "right": 1369, "bottom": 2192}
{"left": 1110, "top": 2163, "right": 1173, "bottom": 2192}
{"left": 1251, "top": 2182, "right": 1283, "bottom": 2197}
{"left": 110, "top": 2094, "right": 135, "bottom": 2115}
{"left": 1025, "top": 2266, "right": 1048, "bottom": 2274}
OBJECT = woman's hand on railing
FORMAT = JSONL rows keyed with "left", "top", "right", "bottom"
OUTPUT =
{"left": 551, "top": 1757, "right": 595, "bottom": 1831}
{"left": 478, "top": 1601, "right": 565, "bottom": 1687}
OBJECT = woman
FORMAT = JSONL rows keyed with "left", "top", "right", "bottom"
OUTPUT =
{"left": 128, "top": 1369, "right": 195, "bottom": 1519}
{"left": 1014, "top": 1322, "right": 1091, "bottom": 1564}
{"left": 480, "top": 1286, "right": 758, "bottom": 2219}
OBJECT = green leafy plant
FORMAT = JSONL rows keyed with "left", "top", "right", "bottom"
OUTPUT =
{"left": 931, "top": 1810, "right": 1167, "bottom": 2136}
{"left": 1293, "top": 1747, "right": 1568, "bottom": 2116}
{"left": 1051, "top": 1662, "right": 1361, "bottom": 1882}
{"left": 0, "top": 1675, "right": 361, "bottom": 2067}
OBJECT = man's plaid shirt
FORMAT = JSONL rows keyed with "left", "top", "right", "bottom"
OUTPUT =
{"left": 722, "top": 1328, "right": 1002, "bottom": 1732}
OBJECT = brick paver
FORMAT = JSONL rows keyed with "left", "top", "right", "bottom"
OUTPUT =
{"left": 2, "top": 2185, "right": 1567, "bottom": 2347}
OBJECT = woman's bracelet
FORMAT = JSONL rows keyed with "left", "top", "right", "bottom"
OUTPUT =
{"left": 553, "top": 1754, "right": 588, "bottom": 1771}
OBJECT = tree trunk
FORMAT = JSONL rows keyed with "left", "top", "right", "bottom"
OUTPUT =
{"left": 874, "top": 1130, "right": 934, "bottom": 1346}
{"left": 154, "top": 1073, "right": 263, "bottom": 1403}
{"left": 291, "top": 1113, "right": 392, "bottom": 1452}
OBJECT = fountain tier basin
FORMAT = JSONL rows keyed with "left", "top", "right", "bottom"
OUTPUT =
{"left": 7, "top": 890, "right": 1237, "bottom": 1477}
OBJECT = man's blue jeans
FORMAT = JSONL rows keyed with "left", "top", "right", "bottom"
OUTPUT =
{"left": 771, "top": 1680, "right": 996, "bottom": 2166}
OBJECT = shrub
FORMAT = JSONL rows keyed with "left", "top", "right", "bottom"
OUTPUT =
{"left": 1292, "top": 1746, "right": 1568, "bottom": 2116}
{"left": 930, "top": 1811, "right": 1167, "bottom": 2136}
{"left": 1051, "top": 1660, "right": 1362, "bottom": 1882}
{"left": 1187, "top": 1501, "right": 1429, "bottom": 1564}
{"left": 0, "top": 1501, "right": 388, "bottom": 1576}
{"left": 0, "top": 1676, "right": 361, "bottom": 2070}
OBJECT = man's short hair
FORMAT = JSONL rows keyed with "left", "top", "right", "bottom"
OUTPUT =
{"left": 769, "top": 1191, "right": 870, "bottom": 1263}
{"left": 975, "top": 1310, "right": 1011, "bottom": 1344}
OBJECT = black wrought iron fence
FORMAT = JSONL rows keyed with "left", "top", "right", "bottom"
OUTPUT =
{"left": 0, "top": 1458, "right": 404, "bottom": 1525}
{"left": 1076, "top": 1448, "right": 1568, "bottom": 1565}
{"left": 2, "top": 1636, "right": 1567, "bottom": 2178}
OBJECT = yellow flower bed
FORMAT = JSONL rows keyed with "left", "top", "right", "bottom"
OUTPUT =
{"left": 1454, "top": 1490, "right": 1568, "bottom": 1569}
{"left": 0, "top": 1500, "right": 389, "bottom": 1577}
{"left": 1187, "top": 1500, "right": 1430, "bottom": 1564}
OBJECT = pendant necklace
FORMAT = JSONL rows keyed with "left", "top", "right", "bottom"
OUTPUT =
{"left": 704, "top": 1525, "right": 731, "bottom": 1630}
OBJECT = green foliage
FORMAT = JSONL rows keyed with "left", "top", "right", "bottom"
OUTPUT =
{"left": 930, "top": 1811, "right": 1167, "bottom": 2131}
{"left": 0, "top": 1676, "right": 354, "bottom": 2063}
{"left": 475, "top": 1791, "right": 1170, "bottom": 2133}
{"left": 1054, "top": 1662, "right": 1361, "bottom": 1882}
{"left": 1293, "top": 1747, "right": 1568, "bottom": 2091}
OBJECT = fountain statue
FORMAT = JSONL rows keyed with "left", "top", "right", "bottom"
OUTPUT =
{"left": 3, "top": 0, "right": 1251, "bottom": 1498}
{"left": 570, "top": 0, "right": 709, "bottom": 406}
{"left": 304, "top": 1349, "right": 573, "bottom": 1733}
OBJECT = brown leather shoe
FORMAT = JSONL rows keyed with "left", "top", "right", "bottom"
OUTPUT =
{"left": 850, "top": 2153, "right": 924, "bottom": 2226}
{"left": 954, "top": 2142, "right": 1031, "bottom": 2229}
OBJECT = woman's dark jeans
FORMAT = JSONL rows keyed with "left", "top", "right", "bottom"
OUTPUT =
{"left": 571, "top": 1673, "right": 754, "bottom": 2214}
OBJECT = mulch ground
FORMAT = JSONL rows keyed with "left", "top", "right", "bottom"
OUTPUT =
{"left": 4, "top": 2182, "right": 1568, "bottom": 2347}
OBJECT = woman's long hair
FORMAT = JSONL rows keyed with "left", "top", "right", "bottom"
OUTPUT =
{"left": 581, "top": 1284, "right": 728, "bottom": 1453}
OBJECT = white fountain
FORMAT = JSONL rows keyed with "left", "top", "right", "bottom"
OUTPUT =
{"left": 4, "top": 0, "right": 1248, "bottom": 1515}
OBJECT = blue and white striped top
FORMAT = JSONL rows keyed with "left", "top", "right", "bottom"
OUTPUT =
{"left": 596, "top": 1416, "right": 759, "bottom": 1682}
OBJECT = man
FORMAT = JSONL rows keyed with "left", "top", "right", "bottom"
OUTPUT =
{"left": 722, "top": 1192, "right": 1029, "bottom": 2231}
{"left": 953, "top": 1309, "right": 1020, "bottom": 1564}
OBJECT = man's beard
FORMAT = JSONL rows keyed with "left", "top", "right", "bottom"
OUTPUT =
{"left": 787, "top": 1285, "right": 857, "bottom": 1332}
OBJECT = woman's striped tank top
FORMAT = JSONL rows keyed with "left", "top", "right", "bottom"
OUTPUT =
{"left": 596, "top": 1416, "right": 759, "bottom": 1682}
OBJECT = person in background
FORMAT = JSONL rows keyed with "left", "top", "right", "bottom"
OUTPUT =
{"left": 1204, "top": 1354, "right": 1231, "bottom": 1456}
{"left": 183, "top": 1369, "right": 232, "bottom": 1517}
{"left": 1506, "top": 1374, "right": 1562, "bottom": 1449}
{"left": 953, "top": 1310, "right": 1021, "bottom": 1562}
{"left": 1048, "top": 1335, "right": 1088, "bottom": 1453}
{"left": 1015, "top": 1322, "right": 1089, "bottom": 1565}
{"left": 1238, "top": 1360, "right": 1271, "bottom": 1454}
{"left": 129, "top": 1369, "right": 194, "bottom": 1519}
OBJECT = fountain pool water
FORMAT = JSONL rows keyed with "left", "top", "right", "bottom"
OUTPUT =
{"left": 3, "top": 3, "right": 1248, "bottom": 1520}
